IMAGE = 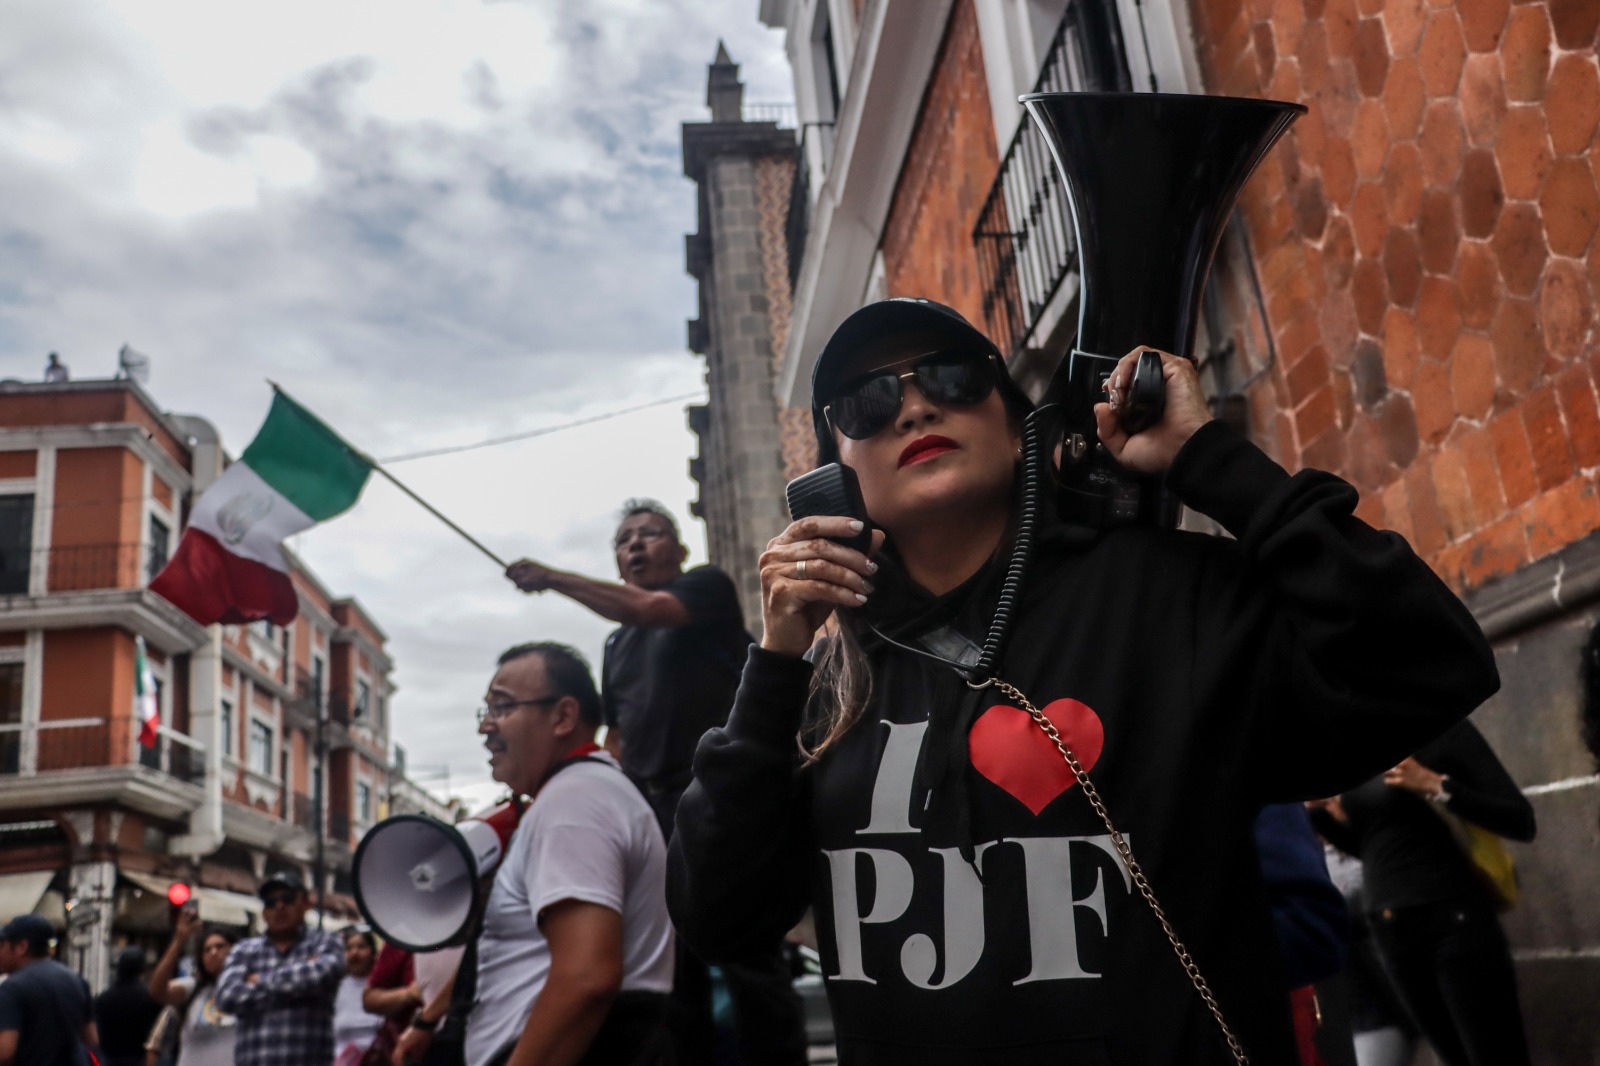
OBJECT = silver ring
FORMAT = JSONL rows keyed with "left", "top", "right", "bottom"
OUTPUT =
{"left": 796, "top": 559, "right": 807, "bottom": 579}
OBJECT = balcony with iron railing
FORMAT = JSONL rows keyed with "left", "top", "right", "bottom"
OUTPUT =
{"left": 0, "top": 543, "right": 166, "bottom": 597}
{"left": 291, "top": 790, "right": 315, "bottom": 831}
{"left": 973, "top": 1, "right": 1130, "bottom": 360}
{"left": 742, "top": 101, "right": 797, "bottom": 125}
{"left": 0, "top": 717, "right": 206, "bottom": 820}
{"left": 285, "top": 668, "right": 359, "bottom": 751}
{"left": 330, "top": 810, "right": 352, "bottom": 849}
{"left": 0, "top": 542, "right": 204, "bottom": 654}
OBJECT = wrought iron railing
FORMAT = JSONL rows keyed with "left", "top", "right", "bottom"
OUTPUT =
{"left": 292, "top": 667, "right": 323, "bottom": 711}
{"left": 138, "top": 725, "right": 204, "bottom": 781}
{"left": 973, "top": 1, "right": 1130, "bottom": 356}
{"left": 0, "top": 718, "right": 204, "bottom": 783}
{"left": 743, "top": 102, "right": 797, "bottom": 125}
{"left": 292, "top": 790, "right": 315, "bottom": 830}
{"left": 0, "top": 543, "right": 156, "bottom": 596}
{"left": 327, "top": 691, "right": 351, "bottom": 728}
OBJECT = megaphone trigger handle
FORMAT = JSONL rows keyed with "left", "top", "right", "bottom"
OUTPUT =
{"left": 1119, "top": 349, "right": 1167, "bottom": 435}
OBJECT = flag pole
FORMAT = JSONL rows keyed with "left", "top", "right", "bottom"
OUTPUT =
{"left": 267, "top": 382, "right": 511, "bottom": 572}
{"left": 369, "top": 464, "right": 510, "bottom": 570}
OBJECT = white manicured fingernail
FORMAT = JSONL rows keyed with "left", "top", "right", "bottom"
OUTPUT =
{"left": 849, "top": 520, "right": 865, "bottom": 531}
{"left": 866, "top": 560, "right": 878, "bottom": 573}
{"left": 855, "top": 593, "right": 868, "bottom": 603}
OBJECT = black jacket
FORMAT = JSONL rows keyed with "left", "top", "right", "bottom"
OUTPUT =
{"left": 1312, "top": 718, "right": 1535, "bottom": 912}
{"left": 668, "top": 422, "right": 1499, "bottom": 1065}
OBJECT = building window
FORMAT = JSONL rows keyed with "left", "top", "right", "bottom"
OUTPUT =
{"left": 280, "top": 750, "right": 292, "bottom": 817}
{"left": 374, "top": 694, "right": 385, "bottom": 731}
{"left": 249, "top": 721, "right": 273, "bottom": 777}
{"left": 0, "top": 662, "right": 22, "bottom": 775}
{"left": 357, "top": 781, "right": 372, "bottom": 824}
{"left": 312, "top": 655, "right": 326, "bottom": 710}
{"left": 0, "top": 496, "right": 35, "bottom": 595}
{"left": 220, "top": 699, "right": 234, "bottom": 757}
{"left": 146, "top": 515, "right": 170, "bottom": 584}
{"left": 355, "top": 679, "right": 371, "bottom": 719}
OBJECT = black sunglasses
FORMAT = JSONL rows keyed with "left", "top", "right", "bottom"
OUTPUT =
{"left": 824, "top": 350, "right": 999, "bottom": 440}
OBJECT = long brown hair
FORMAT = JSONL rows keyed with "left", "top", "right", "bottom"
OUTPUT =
{"left": 799, "top": 618, "right": 874, "bottom": 762}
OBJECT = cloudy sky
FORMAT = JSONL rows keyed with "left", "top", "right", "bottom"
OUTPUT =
{"left": 0, "top": 0, "right": 792, "bottom": 807}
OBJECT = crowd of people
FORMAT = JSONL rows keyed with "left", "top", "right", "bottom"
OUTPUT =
{"left": 0, "top": 299, "right": 1543, "bottom": 1066}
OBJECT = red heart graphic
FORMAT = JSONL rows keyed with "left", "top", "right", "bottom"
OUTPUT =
{"left": 968, "top": 699, "right": 1105, "bottom": 816}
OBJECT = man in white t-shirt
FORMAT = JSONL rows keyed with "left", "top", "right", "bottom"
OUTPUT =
{"left": 464, "top": 641, "right": 673, "bottom": 1066}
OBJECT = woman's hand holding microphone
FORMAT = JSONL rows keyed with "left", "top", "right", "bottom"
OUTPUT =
{"left": 759, "top": 516, "right": 885, "bottom": 657}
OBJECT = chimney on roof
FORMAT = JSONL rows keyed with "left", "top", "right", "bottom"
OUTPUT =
{"left": 707, "top": 40, "right": 744, "bottom": 123}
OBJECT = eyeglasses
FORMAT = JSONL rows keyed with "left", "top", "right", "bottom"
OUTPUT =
{"left": 824, "top": 350, "right": 999, "bottom": 440}
{"left": 476, "top": 696, "right": 562, "bottom": 725}
{"left": 614, "top": 525, "right": 673, "bottom": 549}
{"left": 261, "top": 893, "right": 300, "bottom": 909}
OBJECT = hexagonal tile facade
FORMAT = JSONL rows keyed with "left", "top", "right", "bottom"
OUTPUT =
{"left": 1193, "top": 0, "right": 1600, "bottom": 593}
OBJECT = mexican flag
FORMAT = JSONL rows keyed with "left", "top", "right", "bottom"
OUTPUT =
{"left": 150, "top": 390, "right": 373, "bottom": 627}
{"left": 136, "top": 636, "right": 160, "bottom": 748}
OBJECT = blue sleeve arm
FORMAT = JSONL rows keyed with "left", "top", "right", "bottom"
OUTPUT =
{"left": 1255, "top": 803, "right": 1351, "bottom": 988}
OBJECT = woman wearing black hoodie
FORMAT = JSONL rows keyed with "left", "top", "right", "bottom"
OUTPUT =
{"left": 667, "top": 298, "right": 1500, "bottom": 1065}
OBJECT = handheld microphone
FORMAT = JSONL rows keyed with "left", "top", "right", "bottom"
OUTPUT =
{"left": 785, "top": 463, "right": 873, "bottom": 554}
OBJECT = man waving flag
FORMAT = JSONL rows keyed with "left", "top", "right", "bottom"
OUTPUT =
{"left": 150, "top": 389, "right": 373, "bottom": 627}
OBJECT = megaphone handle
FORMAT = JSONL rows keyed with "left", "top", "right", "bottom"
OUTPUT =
{"left": 1118, "top": 350, "right": 1167, "bottom": 434}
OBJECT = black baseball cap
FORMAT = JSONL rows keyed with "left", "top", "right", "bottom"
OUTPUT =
{"left": 0, "top": 913, "right": 54, "bottom": 952}
{"left": 258, "top": 870, "right": 308, "bottom": 899}
{"left": 808, "top": 298, "right": 1030, "bottom": 464}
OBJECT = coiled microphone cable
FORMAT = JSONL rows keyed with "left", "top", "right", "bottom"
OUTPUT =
{"left": 863, "top": 403, "right": 1059, "bottom": 685}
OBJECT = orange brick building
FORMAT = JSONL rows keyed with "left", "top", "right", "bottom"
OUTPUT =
{"left": 685, "top": 0, "right": 1599, "bottom": 1056}
{"left": 0, "top": 375, "right": 446, "bottom": 989}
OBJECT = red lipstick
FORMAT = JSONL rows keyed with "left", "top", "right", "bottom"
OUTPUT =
{"left": 899, "top": 434, "right": 959, "bottom": 467}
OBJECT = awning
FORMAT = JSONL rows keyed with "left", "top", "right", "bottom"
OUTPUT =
{"left": 0, "top": 870, "right": 56, "bottom": 923}
{"left": 197, "top": 887, "right": 261, "bottom": 928}
{"left": 121, "top": 871, "right": 261, "bottom": 928}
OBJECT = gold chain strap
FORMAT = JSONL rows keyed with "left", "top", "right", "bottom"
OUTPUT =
{"left": 985, "top": 677, "right": 1250, "bottom": 1066}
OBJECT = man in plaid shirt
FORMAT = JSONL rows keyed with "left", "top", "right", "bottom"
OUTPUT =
{"left": 215, "top": 871, "right": 346, "bottom": 1065}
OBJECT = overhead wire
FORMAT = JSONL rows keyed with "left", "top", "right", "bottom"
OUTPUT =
{"left": 375, "top": 392, "right": 705, "bottom": 464}
{"left": 2, "top": 392, "right": 710, "bottom": 513}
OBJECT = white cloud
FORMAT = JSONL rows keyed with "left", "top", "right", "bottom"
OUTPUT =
{"left": 0, "top": 0, "right": 794, "bottom": 804}
{"left": 133, "top": 120, "right": 260, "bottom": 217}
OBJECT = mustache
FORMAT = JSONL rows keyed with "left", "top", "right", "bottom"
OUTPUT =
{"left": 484, "top": 737, "right": 508, "bottom": 753}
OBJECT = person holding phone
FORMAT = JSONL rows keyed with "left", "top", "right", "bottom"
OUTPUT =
{"left": 667, "top": 298, "right": 1500, "bottom": 1065}
{"left": 148, "top": 909, "right": 238, "bottom": 1066}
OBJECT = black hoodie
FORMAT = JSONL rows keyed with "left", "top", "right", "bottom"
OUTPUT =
{"left": 667, "top": 422, "right": 1498, "bottom": 1065}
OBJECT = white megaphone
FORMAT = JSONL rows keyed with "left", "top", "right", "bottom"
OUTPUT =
{"left": 352, "top": 798, "right": 524, "bottom": 951}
